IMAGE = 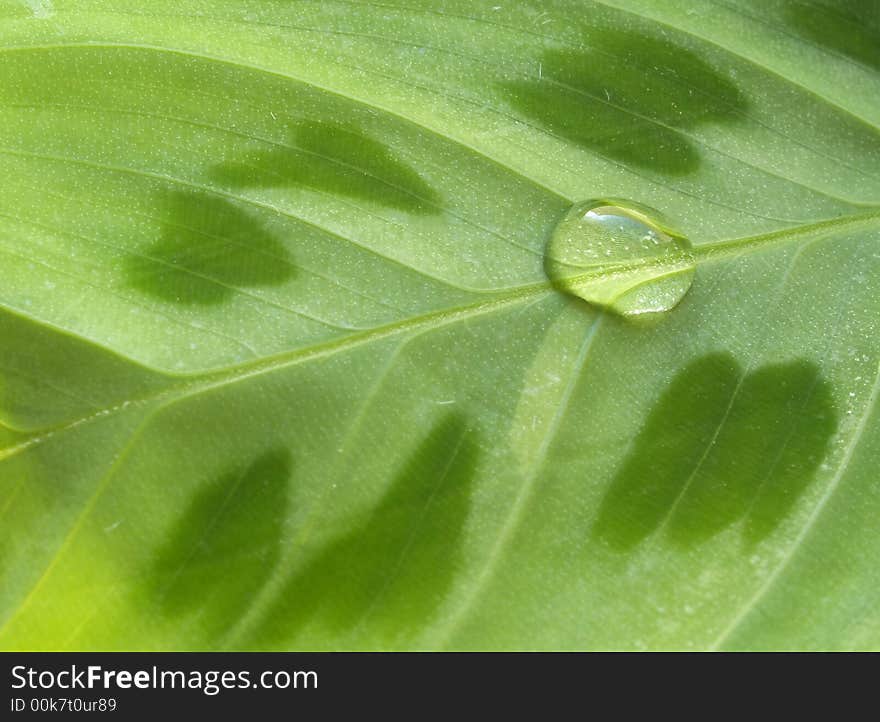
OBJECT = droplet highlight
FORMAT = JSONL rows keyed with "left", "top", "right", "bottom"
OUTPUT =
{"left": 544, "top": 199, "right": 695, "bottom": 316}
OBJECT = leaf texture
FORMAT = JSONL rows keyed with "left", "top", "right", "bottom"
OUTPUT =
{"left": 0, "top": 0, "right": 879, "bottom": 650}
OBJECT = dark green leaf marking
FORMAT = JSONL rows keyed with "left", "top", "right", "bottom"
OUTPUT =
{"left": 502, "top": 25, "right": 746, "bottom": 175}
{"left": 593, "top": 353, "right": 836, "bottom": 550}
{"left": 249, "top": 414, "right": 477, "bottom": 647}
{"left": 126, "top": 190, "right": 294, "bottom": 305}
{"left": 783, "top": 0, "right": 880, "bottom": 72}
{"left": 210, "top": 120, "right": 441, "bottom": 215}
{"left": 148, "top": 448, "right": 292, "bottom": 641}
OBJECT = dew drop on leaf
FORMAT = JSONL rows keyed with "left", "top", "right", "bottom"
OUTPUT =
{"left": 544, "top": 199, "right": 696, "bottom": 316}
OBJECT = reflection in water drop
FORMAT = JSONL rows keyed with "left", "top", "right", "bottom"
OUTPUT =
{"left": 544, "top": 199, "right": 695, "bottom": 317}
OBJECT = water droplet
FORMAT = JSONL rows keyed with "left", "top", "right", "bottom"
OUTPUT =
{"left": 544, "top": 199, "right": 695, "bottom": 316}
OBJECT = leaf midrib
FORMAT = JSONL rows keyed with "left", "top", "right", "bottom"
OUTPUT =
{"left": 2, "top": 207, "right": 878, "bottom": 459}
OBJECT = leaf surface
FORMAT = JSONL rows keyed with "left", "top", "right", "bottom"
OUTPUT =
{"left": 1, "top": 0, "right": 879, "bottom": 650}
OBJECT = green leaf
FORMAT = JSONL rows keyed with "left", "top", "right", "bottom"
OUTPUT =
{"left": 1, "top": 0, "right": 879, "bottom": 650}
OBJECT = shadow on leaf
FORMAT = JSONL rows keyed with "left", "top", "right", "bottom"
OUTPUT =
{"left": 592, "top": 352, "right": 836, "bottom": 551}
{"left": 501, "top": 25, "right": 746, "bottom": 175}
{"left": 249, "top": 413, "right": 478, "bottom": 647}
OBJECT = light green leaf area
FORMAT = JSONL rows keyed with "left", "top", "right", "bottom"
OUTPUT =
{"left": 1, "top": 0, "right": 879, "bottom": 650}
